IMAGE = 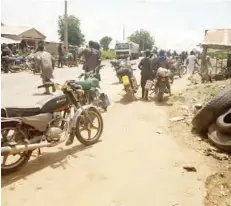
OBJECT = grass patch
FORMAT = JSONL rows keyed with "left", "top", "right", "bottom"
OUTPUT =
{"left": 102, "top": 50, "right": 116, "bottom": 60}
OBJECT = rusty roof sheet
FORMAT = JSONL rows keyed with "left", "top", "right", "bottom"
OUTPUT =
{"left": 202, "top": 29, "right": 231, "bottom": 47}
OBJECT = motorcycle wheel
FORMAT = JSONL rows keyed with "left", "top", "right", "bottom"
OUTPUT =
{"left": 1, "top": 123, "right": 32, "bottom": 175}
{"left": 180, "top": 66, "right": 187, "bottom": 75}
{"left": 75, "top": 108, "right": 103, "bottom": 146}
{"left": 156, "top": 87, "right": 164, "bottom": 101}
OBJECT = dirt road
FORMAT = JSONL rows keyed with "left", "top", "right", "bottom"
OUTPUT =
{"left": 1, "top": 63, "right": 214, "bottom": 206}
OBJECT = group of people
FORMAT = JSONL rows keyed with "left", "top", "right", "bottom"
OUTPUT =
{"left": 138, "top": 49, "right": 172, "bottom": 100}
{"left": 57, "top": 41, "right": 102, "bottom": 71}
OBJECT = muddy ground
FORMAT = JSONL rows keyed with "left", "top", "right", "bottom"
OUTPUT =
{"left": 1, "top": 62, "right": 231, "bottom": 206}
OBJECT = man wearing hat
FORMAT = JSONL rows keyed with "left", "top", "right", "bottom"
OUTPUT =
{"left": 138, "top": 49, "right": 153, "bottom": 100}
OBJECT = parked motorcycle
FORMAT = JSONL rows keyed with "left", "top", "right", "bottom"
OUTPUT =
{"left": 169, "top": 60, "right": 187, "bottom": 83}
{"left": 1, "top": 55, "right": 26, "bottom": 73}
{"left": 117, "top": 66, "right": 138, "bottom": 101}
{"left": 110, "top": 60, "right": 122, "bottom": 82}
{"left": 77, "top": 65, "right": 110, "bottom": 111}
{"left": 1, "top": 81, "right": 104, "bottom": 175}
{"left": 26, "top": 54, "right": 39, "bottom": 74}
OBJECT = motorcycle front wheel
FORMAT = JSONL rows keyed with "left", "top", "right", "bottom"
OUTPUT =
{"left": 75, "top": 108, "right": 103, "bottom": 146}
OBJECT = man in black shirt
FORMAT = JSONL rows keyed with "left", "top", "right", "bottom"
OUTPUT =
{"left": 138, "top": 49, "right": 153, "bottom": 100}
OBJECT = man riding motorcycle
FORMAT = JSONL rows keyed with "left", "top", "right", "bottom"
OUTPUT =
{"left": 151, "top": 50, "right": 172, "bottom": 95}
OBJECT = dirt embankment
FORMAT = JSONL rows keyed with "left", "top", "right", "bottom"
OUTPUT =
{"left": 168, "top": 78, "right": 231, "bottom": 206}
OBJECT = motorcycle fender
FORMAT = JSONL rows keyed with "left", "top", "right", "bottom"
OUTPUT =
{"left": 70, "top": 105, "right": 99, "bottom": 130}
{"left": 158, "top": 83, "right": 167, "bottom": 93}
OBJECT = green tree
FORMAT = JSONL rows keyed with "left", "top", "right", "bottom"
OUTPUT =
{"left": 57, "top": 15, "right": 85, "bottom": 46}
{"left": 100, "top": 36, "right": 112, "bottom": 50}
{"left": 128, "top": 29, "right": 155, "bottom": 51}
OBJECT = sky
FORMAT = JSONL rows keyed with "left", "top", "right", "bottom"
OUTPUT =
{"left": 1, "top": 0, "right": 231, "bottom": 52}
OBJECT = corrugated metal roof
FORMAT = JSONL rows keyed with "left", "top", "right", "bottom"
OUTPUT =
{"left": 202, "top": 29, "right": 231, "bottom": 47}
{"left": 1, "top": 37, "right": 20, "bottom": 44}
{"left": 1, "top": 26, "right": 31, "bottom": 35}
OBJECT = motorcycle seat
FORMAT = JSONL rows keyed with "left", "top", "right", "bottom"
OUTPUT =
{"left": 2, "top": 106, "right": 41, "bottom": 118}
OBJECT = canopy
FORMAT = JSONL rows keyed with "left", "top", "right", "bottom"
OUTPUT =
{"left": 1, "top": 37, "right": 20, "bottom": 44}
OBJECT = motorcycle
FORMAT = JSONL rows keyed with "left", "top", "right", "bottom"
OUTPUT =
{"left": 169, "top": 60, "right": 187, "bottom": 83}
{"left": 110, "top": 60, "right": 122, "bottom": 82}
{"left": 1, "top": 81, "right": 104, "bottom": 175}
{"left": 77, "top": 65, "right": 110, "bottom": 111}
{"left": 145, "top": 68, "right": 171, "bottom": 101}
{"left": 117, "top": 65, "right": 138, "bottom": 101}
{"left": 1, "top": 55, "right": 26, "bottom": 73}
{"left": 26, "top": 54, "right": 39, "bottom": 74}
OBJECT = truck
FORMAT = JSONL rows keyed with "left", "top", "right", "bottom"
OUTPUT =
{"left": 115, "top": 41, "right": 140, "bottom": 60}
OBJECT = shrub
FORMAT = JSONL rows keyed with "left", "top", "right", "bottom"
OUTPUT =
{"left": 102, "top": 50, "right": 116, "bottom": 60}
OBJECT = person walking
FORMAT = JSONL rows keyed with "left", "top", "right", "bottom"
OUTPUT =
{"left": 77, "top": 40, "right": 101, "bottom": 73}
{"left": 35, "top": 41, "right": 56, "bottom": 94}
{"left": 186, "top": 51, "right": 199, "bottom": 77}
{"left": 138, "top": 49, "right": 153, "bottom": 100}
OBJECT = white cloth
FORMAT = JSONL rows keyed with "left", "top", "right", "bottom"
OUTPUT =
{"left": 187, "top": 55, "right": 196, "bottom": 75}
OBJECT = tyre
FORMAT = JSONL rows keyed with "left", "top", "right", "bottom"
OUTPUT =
{"left": 75, "top": 108, "right": 103, "bottom": 146}
{"left": 216, "top": 109, "right": 231, "bottom": 134}
{"left": 208, "top": 124, "right": 231, "bottom": 153}
{"left": 127, "top": 89, "right": 135, "bottom": 101}
{"left": 155, "top": 87, "right": 164, "bottom": 101}
{"left": 1, "top": 122, "right": 32, "bottom": 175}
{"left": 180, "top": 65, "right": 187, "bottom": 75}
{"left": 192, "top": 87, "right": 231, "bottom": 134}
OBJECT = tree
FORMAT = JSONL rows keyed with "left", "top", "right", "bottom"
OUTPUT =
{"left": 100, "top": 36, "right": 112, "bottom": 50}
{"left": 57, "top": 15, "right": 85, "bottom": 46}
{"left": 128, "top": 29, "right": 155, "bottom": 51}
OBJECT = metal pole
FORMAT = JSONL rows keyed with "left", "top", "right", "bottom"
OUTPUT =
{"left": 123, "top": 26, "right": 125, "bottom": 40}
{"left": 64, "top": 0, "right": 68, "bottom": 47}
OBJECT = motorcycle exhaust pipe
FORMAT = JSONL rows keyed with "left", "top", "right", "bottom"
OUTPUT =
{"left": 1, "top": 142, "right": 53, "bottom": 155}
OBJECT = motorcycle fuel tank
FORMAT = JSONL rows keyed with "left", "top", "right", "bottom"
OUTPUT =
{"left": 38, "top": 94, "right": 68, "bottom": 113}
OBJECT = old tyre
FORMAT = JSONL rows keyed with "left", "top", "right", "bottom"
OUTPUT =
{"left": 75, "top": 107, "right": 103, "bottom": 146}
{"left": 216, "top": 108, "right": 231, "bottom": 134}
{"left": 1, "top": 122, "right": 32, "bottom": 175}
{"left": 208, "top": 124, "right": 231, "bottom": 153}
{"left": 192, "top": 87, "right": 231, "bottom": 134}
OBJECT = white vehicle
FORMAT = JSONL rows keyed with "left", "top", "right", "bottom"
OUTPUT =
{"left": 115, "top": 41, "right": 140, "bottom": 60}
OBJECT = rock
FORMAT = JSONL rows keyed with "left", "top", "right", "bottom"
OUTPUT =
{"left": 169, "top": 117, "right": 185, "bottom": 121}
{"left": 195, "top": 103, "right": 202, "bottom": 109}
{"left": 183, "top": 166, "right": 197, "bottom": 172}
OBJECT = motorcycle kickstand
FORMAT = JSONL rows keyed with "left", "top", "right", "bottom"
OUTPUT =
{"left": 37, "top": 148, "right": 41, "bottom": 156}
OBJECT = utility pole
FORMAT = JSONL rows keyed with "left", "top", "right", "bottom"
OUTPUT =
{"left": 64, "top": 0, "right": 68, "bottom": 48}
{"left": 123, "top": 26, "right": 125, "bottom": 40}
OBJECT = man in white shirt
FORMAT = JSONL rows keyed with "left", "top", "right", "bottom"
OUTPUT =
{"left": 186, "top": 51, "right": 199, "bottom": 76}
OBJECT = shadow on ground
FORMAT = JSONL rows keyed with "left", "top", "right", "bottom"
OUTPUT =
{"left": 1, "top": 144, "right": 91, "bottom": 188}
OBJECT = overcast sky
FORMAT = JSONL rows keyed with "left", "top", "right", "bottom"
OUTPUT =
{"left": 1, "top": 0, "right": 231, "bottom": 52}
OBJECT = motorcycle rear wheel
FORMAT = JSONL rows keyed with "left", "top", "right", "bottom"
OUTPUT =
{"left": 155, "top": 87, "right": 164, "bottom": 101}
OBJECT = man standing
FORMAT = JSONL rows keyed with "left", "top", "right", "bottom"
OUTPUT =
{"left": 35, "top": 41, "right": 56, "bottom": 94}
{"left": 186, "top": 51, "right": 199, "bottom": 77}
{"left": 77, "top": 40, "right": 101, "bottom": 73}
{"left": 227, "top": 51, "right": 231, "bottom": 78}
{"left": 138, "top": 49, "right": 153, "bottom": 100}
{"left": 58, "top": 43, "right": 64, "bottom": 68}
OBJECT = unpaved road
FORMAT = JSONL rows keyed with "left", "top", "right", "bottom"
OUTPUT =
{"left": 2, "top": 62, "right": 214, "bottom": 206}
